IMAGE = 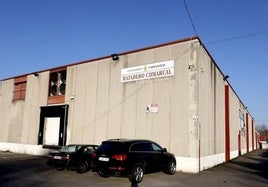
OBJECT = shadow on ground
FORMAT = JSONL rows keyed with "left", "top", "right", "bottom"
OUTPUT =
{"left": 228, "top": 149, "right": 268, "bottom": 179}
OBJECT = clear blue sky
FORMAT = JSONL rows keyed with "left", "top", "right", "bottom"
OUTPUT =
{"left": 0, "top": 0, "right": 267, "bottom": 126}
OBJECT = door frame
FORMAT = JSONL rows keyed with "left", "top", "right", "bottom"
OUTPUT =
{"left": 38, "top": 104, "right": 68, "bottom": 148}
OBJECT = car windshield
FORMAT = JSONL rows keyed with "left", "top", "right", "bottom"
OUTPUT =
{"left": 59, "top": 145, "right": 79, "bottom": 153}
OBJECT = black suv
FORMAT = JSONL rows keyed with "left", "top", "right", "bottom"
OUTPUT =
{"left": 91, "top": 139, "right": 176, "bottom": 183}
{"left": 47, "top": 144, "right": 99, "bottom": 173}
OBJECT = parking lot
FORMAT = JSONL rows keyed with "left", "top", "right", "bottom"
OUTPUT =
{"left": 0, "top": 149, "right": 267, "bottom": 187}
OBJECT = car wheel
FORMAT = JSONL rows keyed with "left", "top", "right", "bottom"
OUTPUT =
{"left": 129, "top": 163, "right": 145, "bottom": 184}
{"left": 164, "top": 159, "right": 176, "bottom": 175}
{"left": 76, "top": 161, "right": 88, "bottom": 174}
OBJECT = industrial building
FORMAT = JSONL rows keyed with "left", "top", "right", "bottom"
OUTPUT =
{"left": 0, "top": 36, "right": 258, "bottom": 172}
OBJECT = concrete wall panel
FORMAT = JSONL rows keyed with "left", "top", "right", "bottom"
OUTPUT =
{"left": 106, "top": 58, "right": 124, "bottom": 140}
{"left": 169, "top": 42, "right": 191, "bottom": 156}
{"left": 22, "top": 72, "right": 49, "bottom": 144}
{"left": 198, "top": 47, "right": 226, "bottom": 157}
{"left": 228, "top": 88, "right": 241, "bottom": 154}
{"left": 134, "top": 49, "right": 155, "bottom": 139}
{"left": 0, "top": 79, "right": 16, "bottom": 141}
{"left": 68, "top": 63, "right": 89, "bottom": 143}
{"left": 94, "top": 59, "right": 111, "bottom": 144}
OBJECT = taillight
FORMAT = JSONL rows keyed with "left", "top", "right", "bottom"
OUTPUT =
{"left": 61, "top": 156, "right": 69, "bottom": 161}
{"left": 112, "top": 154, "right": 127, "bottom": 161}
{"left": 92, "top": 152, "right": 97, "bottom": 158}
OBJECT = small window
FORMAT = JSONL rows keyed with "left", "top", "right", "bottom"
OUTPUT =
{"left": 48, "top": 69, "right": 67, "bottom": 104}
{"left": 13, "top": 76, "right": 27, "bottom": 101}
{"left": 152, "top": 143, "right": 162, "bottom": 152}
{"left": 130, "top": 143, "right": 153, "bottom": 152}
{"left": 49, "top": 70, "right": 67, "bottom": 96}
{"left": 239, "top": 109, "right": 245, "bottom": 128}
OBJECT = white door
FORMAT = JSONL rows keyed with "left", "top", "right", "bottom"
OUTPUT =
{"left": 43, "top": 117, "right": 60, "bottom": 145}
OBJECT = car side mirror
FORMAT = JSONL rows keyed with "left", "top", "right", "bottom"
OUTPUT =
{"left": 163, "top": 148, "right": 167, "bottom": 152}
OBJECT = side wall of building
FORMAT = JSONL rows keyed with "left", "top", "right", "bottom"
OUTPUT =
{"left": 196, "top": 44, "right": 226, "bottom": 171}
{"left": 194, "top": 43, "right": 256, "bottom": 171}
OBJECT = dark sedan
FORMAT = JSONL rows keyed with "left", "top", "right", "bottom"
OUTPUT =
{"left": 47, "top": 144, "right": 99, "bottom": 173}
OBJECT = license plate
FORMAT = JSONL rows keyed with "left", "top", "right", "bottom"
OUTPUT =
{"left": 99, "top": 157, "right": 109, "bottom": 162}
{"left": 54, "top": 156, "right": 62, "bottom": 160}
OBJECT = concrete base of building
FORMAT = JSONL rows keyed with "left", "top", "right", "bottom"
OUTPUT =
{"left": 176, "top": 149, "right": 250, "bottom": 173}
{"left": 176, "top": 153, "right": 225, "bottom": 173}
{"left": 0, "top": 142, "right": 50, "bottom": 156}
{"left": 0, "top": 142, "right": 253, "bottom": 173}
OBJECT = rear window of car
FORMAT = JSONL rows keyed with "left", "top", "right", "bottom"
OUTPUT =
{"left": 60, "top": 145, "right": 80, "bottom": 153}
{"left": 97, "top": 142, "right": 127, "bottom": 153}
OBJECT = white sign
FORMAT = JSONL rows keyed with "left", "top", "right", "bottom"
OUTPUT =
{"left": 121, "top": 60, "right": 174, "bottom": 83}
{"left": 192, "top": 115, "right": 199, "bottom": 121}
{"left": 146, "top": 104, "right": 159, "bottom": 113}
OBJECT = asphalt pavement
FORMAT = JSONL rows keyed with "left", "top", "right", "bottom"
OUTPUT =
{"left": 0, "top": 149, "right": 267, "bottom": 187}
